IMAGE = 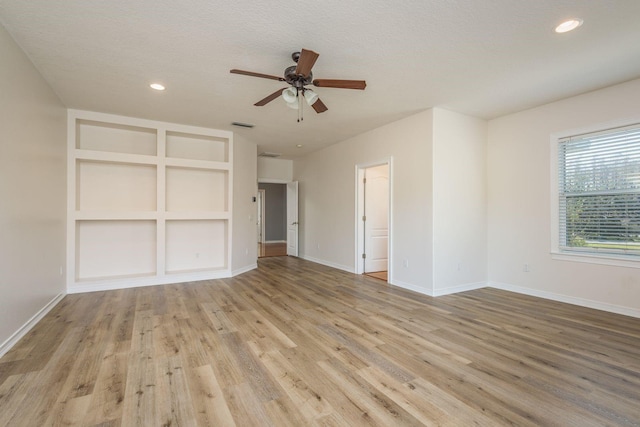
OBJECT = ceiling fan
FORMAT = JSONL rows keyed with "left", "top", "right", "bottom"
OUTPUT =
{"left": 230, "top": 49, "right": 366, "bottom": 121}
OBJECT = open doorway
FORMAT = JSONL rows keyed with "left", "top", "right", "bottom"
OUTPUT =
{"left": 258, "top": 183, "right": 288, "bottom": 257}
{"left": 356, "top": 161, "right": 391, "bottom": 281}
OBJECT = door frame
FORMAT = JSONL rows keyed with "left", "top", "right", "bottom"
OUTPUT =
{"left": 257, "top": 189, "right": 266, "bottom": 244}
{"left": 286, "top": 181, "right": 299, "bottom": 256}
{"left": 355, "top": 158, "right": 393, "bottom": 279}
{"left": 258, "top": 178, "right": 297, "bottom": 256}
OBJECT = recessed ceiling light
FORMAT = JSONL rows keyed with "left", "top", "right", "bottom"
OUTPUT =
{"left": 555, "top": 19, "right": 583, "bottom": 33}
{"left": 296, "top": 144, "right": 303, "bottom": 148}
{"left": 150, "top": 83, "right": 165, "bottom": 91}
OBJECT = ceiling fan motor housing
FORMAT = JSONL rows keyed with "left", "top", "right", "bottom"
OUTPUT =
{"left": 284, "top": 65, "right": 312, "bottom": 88}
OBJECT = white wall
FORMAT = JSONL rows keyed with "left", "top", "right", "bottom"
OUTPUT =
{"left": 432, "top": 109, "right": 487, "bottom": 294}
{"left": 0, "top": 24, "right": 67, "bottom": 352}
{"left": 258, "top": 157, "right": 293, "bottom": 182}
{"left": 231, "top": 135, "right": 258, "bottom": 274}
{"left": 294, "top": 110, "right": 434, "bottom": 292}
{"left": 487, "top": 78, "right": 640, "bottom": 316}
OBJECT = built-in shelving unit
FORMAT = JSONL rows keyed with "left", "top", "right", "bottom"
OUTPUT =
{"left": 67, "top": 110, "right": 233, "bottom": 292}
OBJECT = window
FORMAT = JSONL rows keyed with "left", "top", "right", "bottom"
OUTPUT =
{"left": 558, "top": 124, "right": 640, "bottom": 258}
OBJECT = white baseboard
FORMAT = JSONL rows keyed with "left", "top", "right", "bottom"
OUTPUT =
{"left": 67, "top": 269, "right": 233, "bottom": 294}
{"left": 488, "top": 281, "right": 640, "bottom": 318}
{"left": 389, "top": 279, "right": 435, "bottom": 297}
{"left": 0, "top": 292, "right": 66, "bottom": 358}
{"left": 299, "top": 255, "right": 355, "bottom": 273}
{"left": 387, "top": 279, "right": 488, "bottom": 298}
{"left": 433, "top": 281, "right": 488, "bottom": 297}
{"left": 264, "top": 240, "right": 286, "bottom": 244}
{"left": 232, "top": 263, "right": 257, "bottom": 276}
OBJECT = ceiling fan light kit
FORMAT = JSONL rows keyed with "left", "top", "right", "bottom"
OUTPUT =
{"left": 303, "top": 89, "right": 319, "bottom": 106}
{"left": 282, "top": 87, "right": 298, "bottom": 104}
{"left": 230, "top": 48, "right": 366, "bottom": 122}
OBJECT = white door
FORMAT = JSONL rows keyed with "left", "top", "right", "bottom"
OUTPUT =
{"left": 286, "top": 181, "right": 298, "bottom": 256}
{"left": 364, "top": 165, "right": 389, "bottom": 273}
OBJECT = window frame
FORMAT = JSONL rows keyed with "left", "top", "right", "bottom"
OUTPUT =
{"left": 550, "top": 119, "right": 640, "bottom": 269}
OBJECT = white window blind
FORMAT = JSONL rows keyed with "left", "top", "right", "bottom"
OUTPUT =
{"left": 558, "top": 124, "right": 640, "bottom": 257}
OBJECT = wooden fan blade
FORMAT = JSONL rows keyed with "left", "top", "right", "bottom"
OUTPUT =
{"left": 230, "top": 69, "right": 285, "bottom": 81}
{"left": 295, "top": 49, "right": 319, "bottom": 78}
{"left": 312, "top": 98, "right": 328, "bottom": 113}
{"left": 313, "top": 79, "right": 366, "bottom": 90}
{"left": 254, "top": 88, "right": 288, "bottom": 106}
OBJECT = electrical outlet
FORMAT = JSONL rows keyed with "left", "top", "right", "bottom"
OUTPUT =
{"left": 523, "top": 264, "right": 530, "bottom": 272}
{"left": 403, "top": 259, "right": 409, "bottom": 268}
{"left": 457, "top": 262, "right": 461, "bottom": 271}
{"left": 59, "top": 266, "right": 63, "bottom": 276}
{"left": 245, "top": 248, "right": 249, "bottom": 255}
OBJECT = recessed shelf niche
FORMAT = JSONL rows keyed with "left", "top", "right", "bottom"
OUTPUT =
{"left": 68, "top": 110, "right": 233, "bottom": 291}
{"left": 166, "top": 131, "right": 228, "bottom": 162}
{"left": 75, "top": 220, "right": 156, "bottom": 281}
{"left": 165, "top": 220, "right": 228, "bottom": 273}
{"left": 165, "top": 167, "right": 228, "bottom": 212}
{"left": 76, "top": 160, "right": 157, "bottom": 211}
{"left": 76, "top": 119, "right": 157, "bottom": 155}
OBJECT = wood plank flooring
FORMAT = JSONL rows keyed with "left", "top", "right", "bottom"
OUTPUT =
{"left": 365, "top": 271, "right": 388, "bottom": 281}
{"left": 1, "top": 256, "right": 639, "bottom": 426}
{"left": 259, "top": 242, "right": 287, "bottom": 258}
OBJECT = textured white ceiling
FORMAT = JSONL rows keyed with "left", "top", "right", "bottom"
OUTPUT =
{"left": 1, "top": 0, "right": 640, "bottom": 158}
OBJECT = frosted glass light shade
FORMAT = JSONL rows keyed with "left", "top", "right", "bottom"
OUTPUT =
{"left": 282, "top": 87, "right": 297, "bottom": 103}
{"left": 304, "top": 89, "right": 318, "bottom": 105}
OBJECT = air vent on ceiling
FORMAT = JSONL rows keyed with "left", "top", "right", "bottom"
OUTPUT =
{"left": 258, "top": 152, "right": 281, "bottom": 158}
{"left": 231, "top": 121, "right": 255, "bottom": 128}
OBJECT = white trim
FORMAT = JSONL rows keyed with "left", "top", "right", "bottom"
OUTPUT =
{"left": 286, "top": 181, "right": 299, "bottom": 257}
{"left": 232, "top": 263, "right": 258, "bottom": 276}
{"left": 355, "top": 167, "right": 365, "bottom": 273}
{"left": 66, "top": 111, "right": 76, "bottom": 290}
{"left": 390, "top": 279, "right": 487, "bottom": 297}
{"left": 549, "top": 116, "right": 640, "bottom": 262}
{"left": 0, "top": 292, "right": 66, "bottom": 358}
{"left": 354, "top": 158, "right": 393, "bottom": 277}
{"left": 551, "top": 251, "right": 640, "bottom": 269}
{"left": 67, "top": 109, "right": 233, "bottom": 139}
{"left": 67, "top": 110, "right": 233, "bottom": 291}
{"left": 258, "top": 178, "right": 289, "bottom": 184}
{"left": 299, "top": 255, "right": 355, "bottom": 274}
{"left": 488, "top": 281, "right": 640, "bottom": 318}
{"left": 390, "top": 279, "right": 434, "bottom": 297}
{"left": 227, "top": 134, "right": 235, "bottom": 274}
{"left": 264, "top": 240, "right": 286, "bottom": 244}
{"left": 258, "top": 189, "right": 266, "bottom": 244}
{"left": 67, "top": 270, "right": 232, "bottom": 294}
{"left": 433, "top": 281, "right": 488, "bottom": 297}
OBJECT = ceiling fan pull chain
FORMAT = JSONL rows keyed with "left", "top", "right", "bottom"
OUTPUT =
{"left": 299, "top": 92, "right": 303, "bottom": 122}
{"left": 296, "top": 88, "right": 302, "bottom": 123}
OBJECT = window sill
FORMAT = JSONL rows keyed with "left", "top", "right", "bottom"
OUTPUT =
{"left": 551, "top": 251, "right": 640, "bottom": 269}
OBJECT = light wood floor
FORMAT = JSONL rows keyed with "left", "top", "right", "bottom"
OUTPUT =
{"left": 258, "top": 242, "right": 287, "bottom": 258}
{"left": 365, "top": 271, "right": 388, "bottom": 281}
{"left": 1, "top": 257, "right": 639, "bottom": 426}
